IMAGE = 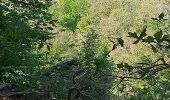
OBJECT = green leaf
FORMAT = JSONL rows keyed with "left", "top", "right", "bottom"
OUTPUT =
{"left": 140, "top": 26, "right": 147, "bottom": 38}
{"left": 124, "top": 63, "right": 133, "bottom": 72}
{"left": 150, "top": 44, "right": 157, "bottom": 53}
{"left": 159, "top": 12, "right": 164, "bottom": 20}
{"left": 117, "top": 63, "right": 124, "bottom": 68}
{"left": 154, "top": 30, "right": 163, "bottom": 43}
{"left": 133, "top": 39, "right": 140, "bottom": 44}
{"left": 143, "top": 36, "right": 154, "bottom": 43}
{"left": 128, "top": 32, "right": 138, "bottom": 38}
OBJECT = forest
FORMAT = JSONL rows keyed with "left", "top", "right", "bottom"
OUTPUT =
{"left": 0, "top": 0, "right": 170, "bottom": 100}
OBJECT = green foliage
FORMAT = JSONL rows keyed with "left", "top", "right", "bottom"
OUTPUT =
{"left": 40, "top": 29, "right": 114, "bottom": 99}
{"left": 128, "top": 13, "right": 170, "bottom": 53}
{"left": 51, "top": 0, "right": 90, "bottom": 32}
{"left": 0, "top": 0, "right": 54, "bottom": 89}
{"left": 115, "top": 13, "right": 170, "bottom": 100}
{"left": 79, "top": 29, "right": 114, "bottom": 99}
{"left": 0, "top": 0, "right": 170, "bottom": 100}
{"left": 81, "top": 29, "right": 99, "bottom": 66}
{"left": 81, "top": 29, "right": 113, "bottom": 71}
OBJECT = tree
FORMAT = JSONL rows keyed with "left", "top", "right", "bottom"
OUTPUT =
{"left": 113, "top": 13, "right": 170, "bottom": 99}
{"left": 0, "top": 0, "right": 54, "bottom": 88}
{"left": 51, "top": 0, "right": 90, "bottom": 32}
